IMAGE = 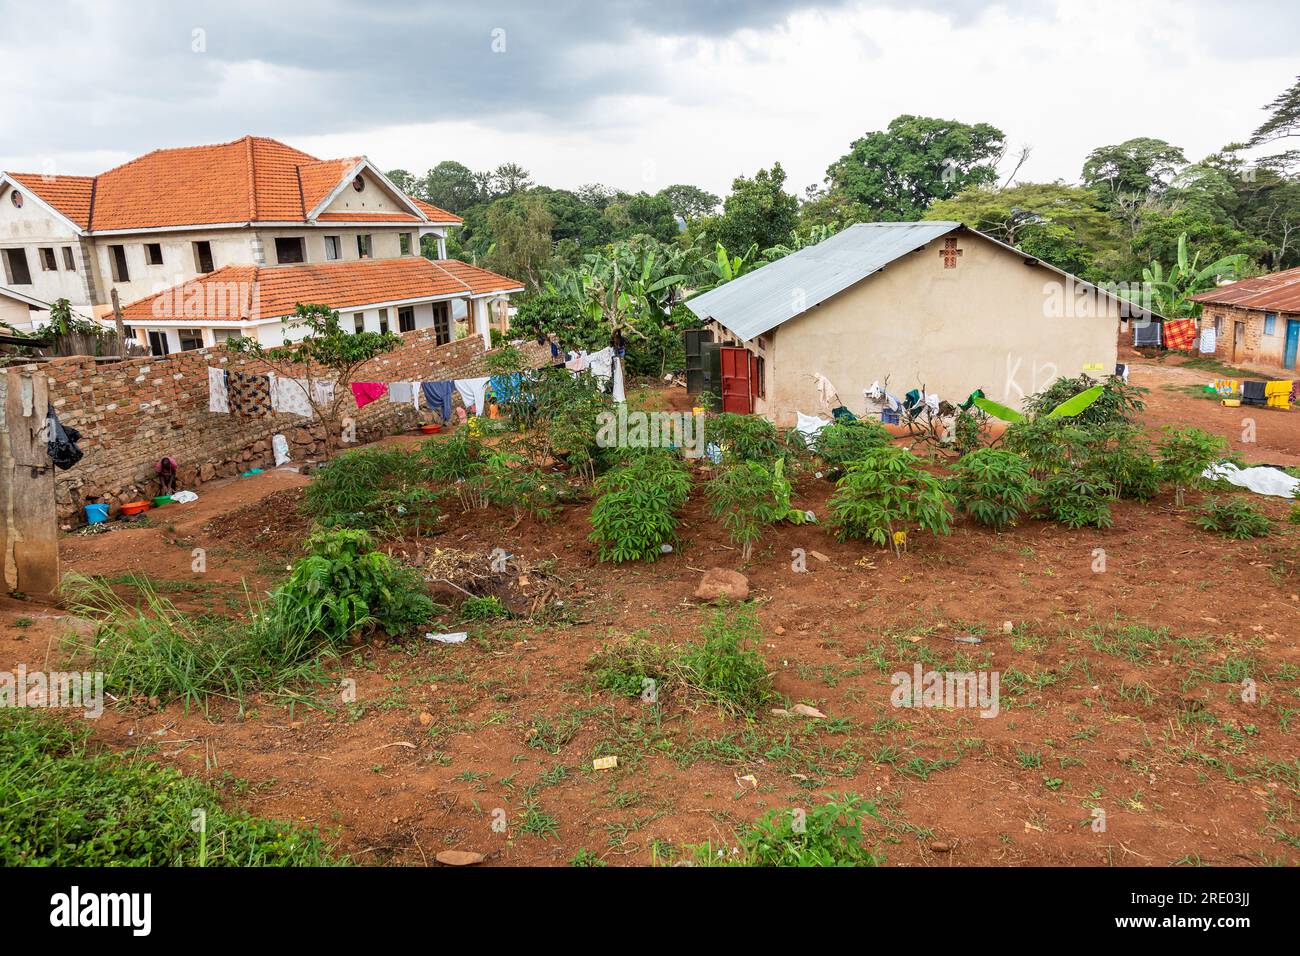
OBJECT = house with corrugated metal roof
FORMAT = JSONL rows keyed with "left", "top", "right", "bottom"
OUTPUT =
{"left": 683, "top": 221, "right": 1149, "bottom": 426}
{"left": 1191, "top": 266, "right": 1300, "bottom": 372}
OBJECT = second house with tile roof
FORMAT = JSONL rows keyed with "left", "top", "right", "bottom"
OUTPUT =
{"left": 0, "top": 136, "right": 522, "bottom": 354}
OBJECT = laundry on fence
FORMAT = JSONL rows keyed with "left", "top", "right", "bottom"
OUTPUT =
{"left": 228, "top": 371, "right": 274, "bottom": 417}
{"left": 272, "top": 376, "right": 314, "bottom": 417}
{"left": 1242, "top": 380, "right": 1268, "bottom": 406}
{"left": 1162, "top": 318, "right": 1198, "bottom": 352}
{"left": 454, "top": 377, "right": 491, "bottom": 416}
{"left": 207, "top": 366, "right": 230, "bottom": 413}
{"left": 388, "top": 381, "right": 420, "bottom": 408}
{"left": 350, "top": 381, "right": 388, "bottom": 408}
{"left": 422, "top": 381, "right": 455, "bottom": 420}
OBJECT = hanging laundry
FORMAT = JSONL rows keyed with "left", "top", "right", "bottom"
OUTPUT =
{"left": 611, "top": 356, "right": 626, "bottom": 403}
{"left": 564, "top": 351, "right": 587, "bottom": 373}
{"left": 422, "top": 381, "right": 455, "bottom": 421}
{"left": 1199, "top": 327, "right": 1217, "bottom": 354}
{"left": 960, "top": 388, "right": 986, "bottom": 410}
{"left": 388, "top": 381, "right": 420, "bottom": 408}
{"left": 350, "top": 382, "right": 387, "bottom": 408}
{"left": 207, "top": 366, "right": 229, "bottom": 413}
{"left": 454, "top": 377, "right": 490, "bottom": 415}
{"left": 228, "top": 371, "right": 273, "bottom": 417}
{"left": 489, "top": 373, "right": 524, "bottom": 406}
{"left": 1241, "top": 380, "right": 1268, "bottom": 406}
{"left": 1133, "top": 320, "right": 1161, "bottom": 347}
{"left": 1162, "top": 318, "right": 1198, "bottom": 352}
{"left": 866, "top": 381, "right": 884, "bottom": 401}
{"left": 586, "top": 348, "right": 614, "bottom": 384}
{"left": 814, "top": 374, "right": 836, "bottom": 413}
{"left": 311, "top": 379, "right": 336, "bottom": 406}
{"left": 272, "top": 376, "right": 314, "bottom": 417}
{"left": 45, "top": 405, "right": 83, "bottom": 471}
{"left": 1114, "top": 364, "right": 1130, "bottom": 384}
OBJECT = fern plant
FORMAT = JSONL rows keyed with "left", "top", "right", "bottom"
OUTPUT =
{"left": 827, "top": 447, "right": 953, "bottom": 555}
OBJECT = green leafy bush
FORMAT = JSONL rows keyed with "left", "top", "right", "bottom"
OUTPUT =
{"left": 731, "top": 793, "right": 883, "bottom": 867}
{"left": 678, "top": 606, "right": 772, "bottom": 716}
{"left": 1194, "top": 496, "right": 1273, "bottom": 539}
{"left": 813, "top": 419, "right": 891, "bottom": 470}
{"left": 827, "top": 447, "right": 954, "bottom": 554}
{"left": 267, "top": 529, "right": 434, "bottom": 646}
{"left": 0, "top": 711, "right": 337, "bottom": 866}
{"left": 1157, "top": 426, "right": 1230, "bottom": 506}
{"left": 706, "top": 412, "right": 784, "bottom": 463}
{"left": 303, "top": 447, "right": 430, "bottom": 530}
{"left": 1035, "top": 473, "right": 1114, "bottom": 529}
{"left": 1024, "top": 373, "right": 1147, "bottom": 427}
{"left": 707, "top": 457, "right": 808, "bottom": 559}
{"left": 947, "top": 449, "right": 1038, "bottom": 530}
{"left": 589, "top": 453, "right": 691, "bottom": 562}
{"left": 1080, "top": 425, "right": 1161, "bottom": 501}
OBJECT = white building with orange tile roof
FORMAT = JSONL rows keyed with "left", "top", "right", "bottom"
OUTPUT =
{"left": 0, "top": 136, "right": 521, "bottom": 353}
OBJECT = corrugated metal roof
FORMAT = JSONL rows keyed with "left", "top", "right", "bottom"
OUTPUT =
{"left": 1191, "top": 266, "right": 1300, "bottom": 312}
{"left": 685, "top": 221, "right": 957, "bottom": 341}
{"left": 686, "top": 220, "right": 1161, "bottom": 339}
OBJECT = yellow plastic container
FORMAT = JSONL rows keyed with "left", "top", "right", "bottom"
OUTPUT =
{"left": 1220, "top": 398, "right": 1241, "bottom": 407}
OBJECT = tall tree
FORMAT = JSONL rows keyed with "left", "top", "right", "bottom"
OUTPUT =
{"left": 490, "top": 163, "right": 533, "bottom": 198}
{"left": 824, "top": 115, "right": 1005, "bottom": 221}
{"left": 422, "top": 160, "right": 482, "bottom": 213}
{"left": 658, "top": 183, "right": 721, "bottom": 221}
{"left": 483, "top": 193, "right": 555, "bottom": 293}
{"left": 1250, "top": 74, "right": 1300, "bottom": 146}
{"left": 715, "top": 163, "right": 799, "bottom": 253}
{"left": 1081, "top": 138, "right": 1187, "bottom": 204}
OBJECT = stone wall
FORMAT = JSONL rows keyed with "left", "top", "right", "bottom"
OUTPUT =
{"left": 24, "top": 330, "right": 547, "bottom": 521}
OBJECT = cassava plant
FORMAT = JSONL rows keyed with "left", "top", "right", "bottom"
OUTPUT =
{"left": 589, "top": 452, "right": 691, "bottom": 562}
{"left": 707, "top": 457, "right": 809, "bottom": 560}
{"left": 946, "top": 449, "right": 1038, "bottom": 531}
{"left": 1157, "top": 426, "right": 1230, "bottom": 506}
{"left": 827, "top": 447, "right": 954, "bottom": 556}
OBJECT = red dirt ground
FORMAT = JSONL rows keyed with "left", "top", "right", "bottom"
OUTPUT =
{"left": 3, "top": 355, "right": 1298, "bottom": 867}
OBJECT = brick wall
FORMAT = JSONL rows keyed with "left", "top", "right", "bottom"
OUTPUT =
{"left": 25, "top": 331, "right": 548, "bottom": 521}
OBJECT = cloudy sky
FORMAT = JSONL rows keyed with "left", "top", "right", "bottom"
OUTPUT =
{"left": 1, "top": 0, "right": 1295, "bottom": 196}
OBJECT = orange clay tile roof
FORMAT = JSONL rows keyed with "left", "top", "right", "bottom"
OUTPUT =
{"left": 1191, "top": 266, "right": 1300, "bottom": 313}
{"left": 3, "top": 137, "right": 461, "bottom": 232}
{"left": 7, "top": 173, "right": 95, "bottom": 229}
{"left": 118, "top": 257, "right": 523, "bottom": 323}
{"left": 316, "top": 212, "right": 424, "bottom": 222}
{"left": 407, "top": 196, "right": 463, "bottom": 224}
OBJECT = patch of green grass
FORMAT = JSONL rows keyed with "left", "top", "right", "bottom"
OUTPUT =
{"left": 686, "top": 793, "right": 883, "bottom": 867}
{"left": 0, "top": 711, "right": 338, "bottom": 866}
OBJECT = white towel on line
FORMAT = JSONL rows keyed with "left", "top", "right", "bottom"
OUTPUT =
{"left": 454, "top": 377, "right": 490, "bottom": 415}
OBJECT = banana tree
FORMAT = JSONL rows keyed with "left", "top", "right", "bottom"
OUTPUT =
{"left": 697, "top": 241, "right": 763, "bottom": 291}
{"left": 973, "top": 385, "right": 1106, "bottom": 423}
{"left": 1120, "top": 232, "right": 1247, "bottom": 319}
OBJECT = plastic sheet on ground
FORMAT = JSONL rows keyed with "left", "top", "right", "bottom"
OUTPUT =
{"left": 1202, "top": 461, "right": 1300, "bottom": 499}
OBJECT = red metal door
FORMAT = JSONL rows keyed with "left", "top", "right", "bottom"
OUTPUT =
{"left": 720, "top": 346, "right": 753, "bottom": 413}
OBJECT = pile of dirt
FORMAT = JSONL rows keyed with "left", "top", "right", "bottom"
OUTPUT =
{"left": 204, "top": 487, "right": 313, "bottom": 559}
{"left": 389, "top": 542, "right": 568, "bottom": 617}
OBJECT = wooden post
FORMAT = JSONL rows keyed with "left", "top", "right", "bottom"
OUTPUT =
{"left": 1, "top": 368, "right": 59, "bottom": 597}
{"left": 111, "top": 288, "right": 126, "bottom": 357}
